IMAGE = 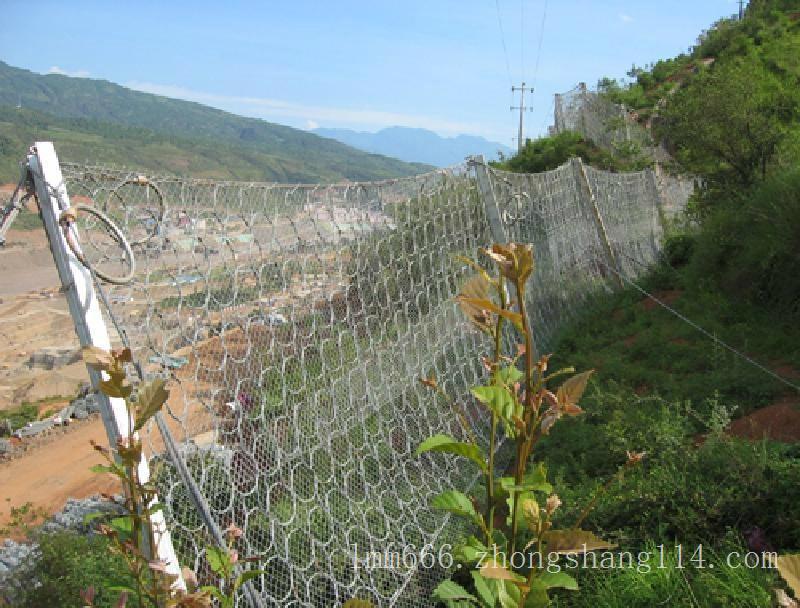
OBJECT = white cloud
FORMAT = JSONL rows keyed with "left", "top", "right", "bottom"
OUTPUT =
{"left": 305, "top": 119, "right": 319, "bottom": 130}
{"left": 619, "top": 13, "right": 634, "bottom": 24}
{"left": 48, "top": 66, "right": 91, "bottom": 78}
{"left": 125, "top": 80, "right": 495, "bottom": 139}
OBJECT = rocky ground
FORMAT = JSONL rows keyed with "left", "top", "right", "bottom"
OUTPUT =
{"left": 0, "top": 494, "right": 124, "bottom": 603}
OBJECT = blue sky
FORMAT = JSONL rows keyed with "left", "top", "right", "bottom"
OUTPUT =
{"left": 1, "top": 1, "right": 742, "bottom": 145}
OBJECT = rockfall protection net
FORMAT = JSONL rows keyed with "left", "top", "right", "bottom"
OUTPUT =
{"left": 489, "top": 159, "right": 673, "bottom": 350}
{"left": 56, "top": 157, "right": 692, "bottom": 606}
{"left": 553, "top": 84, "right": 671, "bottom": 163}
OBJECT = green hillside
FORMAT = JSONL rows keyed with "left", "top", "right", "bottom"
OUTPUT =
{"left": 0, "top": 62, "right": 431, "bottom": 183}
{"left": 597, "top": 0, "right": 800, "bottom": 188}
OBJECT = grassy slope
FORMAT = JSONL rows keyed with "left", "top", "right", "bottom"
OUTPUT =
{"left": 0, "top": 61, "right": 431, "bottom": 183}
{"left": 534, "top": 255, "right": 800, "bottom": 605}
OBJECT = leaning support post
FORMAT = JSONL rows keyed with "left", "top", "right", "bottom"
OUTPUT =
{"left": 648, "top": 163, "right": 670, "bottom": 232}
{"left": 28, "top": 142, "right": 185, "bottom": 588}
{"left": 571, "top": 157, "right": 624, "bottom": 288}
{"left": 470, "top": 154, "right": 507, "bottom": 244}
{"left": 645, "top": 164, "right": 668, "bottom": 240}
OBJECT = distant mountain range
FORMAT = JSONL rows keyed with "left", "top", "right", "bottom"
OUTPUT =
{"left": 0, "top": 61, "right": 431, "bottom": 183}
{"left": 313, "top": 126, "right": 512, "bottom": 167}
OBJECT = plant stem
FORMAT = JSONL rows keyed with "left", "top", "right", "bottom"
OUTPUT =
{"left": 486, "top": 415, "right": 498, "bottom": 545}
{"left": 486, "top": 278, "right": 507, "bottom": 544}
{"left": 509, "top": 279, "right": 534, "bottom": 557}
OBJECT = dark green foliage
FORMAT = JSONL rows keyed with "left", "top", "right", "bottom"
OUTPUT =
{"left": 688, "top": 168, "right": 800, "bottom": 317}
{"left": 8, "top": 532, "right": 131, "bottom": 608}
{"left": 599, "top": 2, "right": 800, "bottom": 194}
{"left": 548, "top": 414, "right": 800, "bottom": 550}
{"left": 658, "top": 55, "right": 799, "bottom": 189}
{"left": 0, "top": 62, "right": 431, "bottom": 183}
{"left": 491, "top": 131, "right": 632, "bottom": 173}
{"left": 662, "top": 233, "right": 696, "bottom": 268}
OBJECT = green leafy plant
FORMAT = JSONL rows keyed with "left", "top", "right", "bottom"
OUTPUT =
{"left": 417, "top": 244, "right": 643, "bottom": 607}
{"left": 80, "top": 345, "right": 252, "bottom": 608}
{"left": 191, "top": 523, "right": 266, "bottom": 608}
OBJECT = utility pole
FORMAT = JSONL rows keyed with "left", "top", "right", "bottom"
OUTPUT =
{"left": 511, "top": 82, "right": 534, "bottom": 153}
{"left": 739, "top": 0, "right": 744, "bottom": 20}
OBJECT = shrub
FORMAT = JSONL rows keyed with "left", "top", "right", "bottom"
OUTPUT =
{"left": 8, "top": 532, "right": 130, "bottom": 608}
{"left": 553, "top": 433, "right": 800, "bottom": 550}
{"left": 689, "top": 168, "right": 800, "bottom": 316}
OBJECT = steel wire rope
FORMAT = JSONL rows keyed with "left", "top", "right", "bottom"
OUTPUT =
{"left": 591, "top": 257, "right": 800, "bottom": 394}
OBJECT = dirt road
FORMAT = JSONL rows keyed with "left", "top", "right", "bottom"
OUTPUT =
{"left": 0, "top": 417, "right": 118, "bottom": 531}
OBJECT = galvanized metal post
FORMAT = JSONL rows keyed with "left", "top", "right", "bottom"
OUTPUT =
{"left": 571, "top": 157, "right": 624, "bottom": 288}
{"left": 646, "top": 164, "right": 668, "bottom": 238}
{"left": 470, "top": 154, "right": 507, "bottom": 244}
{"left": 28, "top": 142, "right": 185, "bottom": 587}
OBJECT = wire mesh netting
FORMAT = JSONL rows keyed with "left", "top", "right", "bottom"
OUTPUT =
{"left": 55, "top": 156, "right": 693, "bottom": 606}
{"left": 553, "top": 83, "right": 672, "bottom": 163}
{"left": 489, "top": 159, "right": 676, "bottom": 350}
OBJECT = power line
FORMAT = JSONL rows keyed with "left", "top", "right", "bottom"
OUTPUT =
{"left": 520, "top": 0, "right": 525, "bottom": 82}
{"left": 494, "top": 0, "right": 513, "bottom": 88}
{"left": 532, "top": 0, "right": 548, "bottom": 90}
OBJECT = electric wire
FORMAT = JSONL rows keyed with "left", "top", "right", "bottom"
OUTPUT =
{"left": 532, "top": 0, "right": 548, "bottom": 90}
{"left": 495, "top": 0, "right": 514, "bottom": 88}
{"left": 520, "top": 0, "right": 525, "bottom": 82}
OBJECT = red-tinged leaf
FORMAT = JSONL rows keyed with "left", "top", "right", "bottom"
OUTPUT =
{"left": 540, "top": 411, "right": 559, "bottom": 435}
{"left": 535, "top": 354, "right": 551, "bottom": 373}
{"left": 111, "top": 348, "right": 132, "bottom": 363}
{"left": 419, "top": 376, "right": 437, "bottom": 389}
{"left": 540, "top": 390, "right": 558, "bottom": 409}
{"left": 556, "top": 370, "right": 594, "bottom": 409}
{"left": 133, "top": 378, "right": 169, "bottom": 431}
{"left": 562, "top": 403, "right": 584, "bottom": 417}
{"left": 181, "top": 566, "right": 199, "bottom": 589}
{"left": 456, "top": 275, "right": 492, "bottom": 327}
{"left": 542, "top": 529, "right": 616, "bottom": 554}
{"left": 458, "top": 297, "right": 523, "bottom": 331}
{"left": 80, "top": 586, "right": 96, "bottom": 605}
{"left": 776, "top": 588, "right": 798, "bottom": 608}
{"left": 82, "top": 346, "right": 114, "bottom": 371}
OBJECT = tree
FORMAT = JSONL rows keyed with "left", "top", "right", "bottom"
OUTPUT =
{"left": 657, "top": 55, "right": 799, "bottom": 190}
